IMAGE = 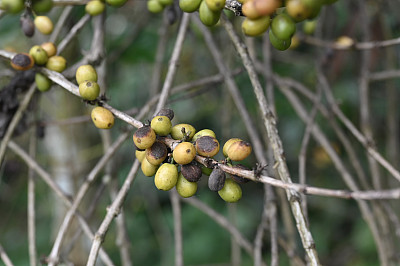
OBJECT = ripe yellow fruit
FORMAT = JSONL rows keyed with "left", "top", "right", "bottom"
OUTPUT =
{"left": 172, "top": 142, "right": 196, "bottom": 165}
{"left": 171, "top": 124, "right": 196, "bottom": 140}
{"left": 76, "top": 65, "right": 98, "bottom": 85}
{"left": 223, "top": 138, "right": 241, "bottom": 157}
{"left": 135, "top": 150, "right": 146, "bottom": 163}
{"left": 154, "top": 163, "right": 178, "bottom": 191}
{"left": 145, "top": 140, "right": 168, "bottom": 166}
{"left": 218, "top": 178, "right": 242, "bottom": 203}
{"left": 195, "top": 136, "right": 220, "bottom": 157}
{"left": 141, "top": 157, "right": 159, "bottom": 177}
{"left": 91, "top": 106, "right": 114, "bottom": 129}
{"left": 227, "top": 140, "right": 252, "bottom": 161}
{"left": 41, "top": 42, "right": 57, "bottom": 57}
{"left": 34, "top": 16, "right": 54, "bottom": 35}
{"left": 85, "top": 0, "right": 105, "bottom": 16}
{"left": 133, "top": 126, "right": 157, "bottom": 150}
{"left": 205, "top": 0, "right": 226, "bottom": 12}
{"left": 176, "top": 173, "right": 197, "bottom": 198}
{"left": 151, "top": 116, "right": 172, "bottom": 136}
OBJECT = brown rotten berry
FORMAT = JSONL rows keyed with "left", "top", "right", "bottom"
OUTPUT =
{"left": 172, "top": 142, "right": 196, "bottom": 165}
{"left": 195, "top": 136, "right": 220, "bottom": 157}
{"left": 11, "top": 53, "right": 34, "bottom": 71}
{"left": 133, "top": 125, "right": 156, "bottom": 150}
{"left": 181, "top": 162, "right": 202, "bottom": 182}
{"left": 155, "top": 108, "right": 174, "bottom": 121}
{"left": 208, "top": 167, "right": 226, "bottom": 192}
{"left": 145, "top": 140, "right": 168, "bottom": 166}
{"left": 227, "top": 140, "right": 252, "bottom": 161}
{"left": 20, "top": 16, "right": 35, "bottom": 37}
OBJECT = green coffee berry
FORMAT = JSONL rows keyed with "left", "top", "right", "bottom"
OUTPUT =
{"left": 218, "top": 178, "right": 242, "bottom": 203}
{"left": 154, "top": 163, "right": 178, "bottom": 191}
{"left": 147, "top": 0, "right": 164, "bottom": 13}
{"left": 227, "top": 140, "right": 252, "bottom": 161}
{"left": 171, "top": 124, "right": 196, "bottom": 140}
{"left": 201, "top": 166, "right": 213, "bottom": 176}
{"left": 151, "top": 116, "right": 172, "bottom": 136}
{"left": 195, "top": 136, "right": 220, "bottom": 157}
{"left": 105, "top": 0, "right": 128, "bottom": 7}
{"left": 172, "top": 142, "right": 196, "bottom": 165}
{"left": 181, "top": 162, "right": 202, "bottom": 182}
{"left": 76, "top": 65, "right": 98, "bottom": 85}
{"left": 46, "top": 56, "right": 67, "bottom": 72}
{"left": 141, "top": 157, "right": 159, "bottom": 177}
{"left": 176, "top": 173, "right": 197, "bottom": 198}
{"left": 85, "top": 0, "right": 106, "bottom": 16}
{"left": 79, "top": 81, "right": 100, "bottom": 101}
{"left": 91, "top": 106, "right": 114, "bottom": 129}
{"left": 34, "top": 16, "right": 54, "bottom": 35}
{"left": 29, "top": 45, "right": 48, "bottom": 65}
{"left": 179, "top": 0, "right": 201, "bottom": 13}
{"left": 133, "top": 125, "right": 157, "bottom": 150}
{"left": 208, "top": 167, "right": 226, "bottom": 192}
{"left": 205, "top": 0, "right": 226, "bottom": 12}
{"left": 269, "top": 30, "right": 291, "bottom": 51}
{"left": 192, "top": 129, "right": 216, "bottom": 142}
{"left": 199, "top": 0, "right": 221, "bottom": 27}
{"left": 271, "top": 14, "right": 296, "bottom": 40}
{"left": 145, "top": 140, "right": 168, "bottom": 166}
{"left": 35, "top": 73, "right": 52, "bottom": 92}
{"left": 158, "top": 0, "right": 173, "bottom": 6}
{"left": 0, "top": 0, "right": 24, "bottom": 14}
{"left": 32, "top": 0, "right": 53, "bottom": 13}
{"left": 242, "top": 16, "right": 270, "bottom": 37}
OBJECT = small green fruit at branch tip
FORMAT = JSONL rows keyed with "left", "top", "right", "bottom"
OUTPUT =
{"left": 76, "top": 65, "right": 98, "bottom": 85}
{"left": 195, "top": 136, "right": 220, "bottom": 157}
{"left": 171, "top": 124, "right": 196, "bottom": 140}
{"left": 155, "top": 108, "right": 174, "bottom": 121}
{"left": 208, "top": 167, "right": 226, "bottom": 191}
{"left": 41, "top": 42, "right": 57, "bottom": 57}
{"left": 133, "top": 125, "right": 157, "bottom": 150}
{"left": 199, "top": 0, "right": 221, "bottom": 27}
{"left": 35, "top": 73, "right": 52, "bottom": 92}
{"left": 179, "top": 0, "right": 201, "bottom": 13}
{"left": 223, "top": 138, "right": 241, "bottom": 157}
{"left": 86, "top": 0, "right": 106, "bottom": 16}
{"left": 151, "top": 116, "right": 172, "bottom": 136}
{"left": 173, "top": 142, "right": 196, "bottom": 165}
{"left": 192, "top": 129, "right": 216, "bottom": 142}
{"left": 91, "top": 106, "right": 115, "bottom": 129}
{"left": 271, "top": 14, "right": 296, "bottom": 40}
{"left": 46, "top": 56, "right": 67, "bottom": 72}
{"left": 34, "top": 16, "right": 54, "bottom": 35}
{"left": 106, "top": 0, "right": 128, "bottom": 7}
{"left": 0, "top": 0, "right": 24, "bottom": 14}
{"left": 141, "top": 157, "right": 159, "bottom": 177}
{"left": 218, "top": 178, "right": 242, "bottom": 203}
{"left": 205, "top": 0, "right": 226, "bottom": 12}
{"left": 147, "top": 0, "right": 163, "bottom": 13}
{"left": 154, "top": 163, "right": 178, "bottom": 191}
{"left": 11, "top": 53, "right": 34, "bottom": 71}
{"left": 181, "top": 162, "right": 202, "bottom": 182}
{"left": 242, "top": 16, "right": 270, "bottom": 37}
{"left": 29, "top": 45, "right": 48, "bottom": 65}
{"left": 135, "top": 150, "right": 146, "bottom": 163}
{"left": 176, "top": 173, "right": 197, "bottom": 198}
{"left": 145, "top": 140, "right": 168, "bottom": 166}
{"left": 227, "top": 140, "right": 252, "bottom": 161}
{"left": 79, "top": 81, "right": 100, "bottom": 101}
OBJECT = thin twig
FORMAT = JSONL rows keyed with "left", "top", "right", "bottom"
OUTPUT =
{"left": 50, "top": 6, "right": 74, "bottom": 43}
{"left": 0, "top": 243, "right": 14, "bottom": 266}
{"left": 170, "top": 189, "right": 183, "bottom": 266}
{"left": 28, "top": 129, "right": 37, "bottom": 266}
{"left": 57, "top": 14, "right": 91, "bottom": 55}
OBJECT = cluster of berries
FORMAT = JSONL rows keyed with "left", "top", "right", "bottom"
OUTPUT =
{"left": 133, "top": 108, "right": 252, "bottom": 202}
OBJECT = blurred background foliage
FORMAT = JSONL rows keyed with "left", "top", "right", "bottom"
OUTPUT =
{"left": 1, "top": 0, "right": 400, "bottom": 265}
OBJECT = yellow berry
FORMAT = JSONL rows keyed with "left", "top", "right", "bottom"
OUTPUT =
{"left": 135, "top": 150, "right": 146, "bottom": 163}
{"left": 154, "top": 163, "right": 178, "bottom": 191}
{"left": 41, "top": 42, "right": 57, "bottom": 57}
{"left": 46, "top": 56, "right": 67, "bottom": 73}
{"left": 133, "top": 125, "right": 157, "bottom": 150}
{"left": 151, "top": 116, "right": 172, "bottom": 136}
{"left": 141, "top": 157, "right": 159, "bottom": 177}
{"left": 76, "top": 65, "right": 98, "bottom": 85}
{"left": 91, "top": 106, "right": 114, "bottom": 129}
{"left": 227, "top": 140, "right": 252, "bottom": 161}
{"left": 34, "top": 16, "right": 54, "bottom": 35}
{"left": 176, "top": 173, "right": 197, "bottom": 198}
{"left": 222, "top": 138, "right": 241, "bottom": 157}
{"left": 79, "top": 81, "right": 100, "bottom": 101}
{"left": 171, "top": 124, "right": 196, "bottom": 140}
{"left": 173, "top": 142, "right": 196, "bottom": 165}
{"left": 218, "top": 178, "right": 242, "bottom": 203}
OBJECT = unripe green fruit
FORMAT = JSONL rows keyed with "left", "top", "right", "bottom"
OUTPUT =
{"left": 0, "top": 0, "right": 24, "bottom": 14}
{"left": 106, "top": 0, "right": 128, "bottom": 7}
{"left": 133, "top": 125, "right": 157, "bottom": 150}
{"left": 135, "top": 150, "right": 146, "bottom": 163}
{"left": 192, "top": 129, "right": 216, "bottom": 142}
{"left": 11, "top": 53, "right": 34, "bottom": 71}
{"left": 171, "top": 124, "right": 196, "bottom": 140}
{"left": 181, "top": 162, "right": 202, "bottom": 182}
{"left": 91, "top": 106, "right": 114, "bottom": 129}
{"left": 195, "top": 136, "right": 220, "bottom": 157}
{"left": 145, "top": 140, "right": 168, "bottom": 166}
{"left": 159, "top": 0, "right": 173, "bottom": 6}
{"left": 147, "top": 0, "right": 164, "bottom": 13}
{"left": 271, "top": 14, "right": 296, "bottom": 40}
{"left": 179, "top": 0, "right": 201, "bottom": 13}
{"left": 86, "top": 0, "right": 106, "bottom": 16}
{"left": 41, "top": 42, "right": 57, "bottom": 57}
{"left": 34, "top": 16, "right": 54, "bottom": 35}
{"left": 303, "top": 19, "right": 317, "bottom": 35}
{"left": 201, "top": 166, "right": 213, "bottom": 176}
{"left": 155, "top": 108, "right": 174, "bottom": 121}
{"left": 176, "top": 173, "right": 197, "bottom": 198}
{"left": 76, "top": 65, "right": 98, "bottom": 85}
{"left": 223, "top": 138, "right": 241, "bottom": 157}
{"left": 35, "top": 73, "right": 52, "bottom": 92}
{"left": 79, "top": 81, "right": 100, "bottom": 100}
{"left": 218, "top": 178, "right": 242, "bottom": 203}
{"left": 46, "top": 56, "right": 67, "bottom": 72}
{"left": 269, "top": 30, "right": 291, "bottom": 51}
{"left": 141, "top": 157, "right": 159, "bottom": 177}
{"left": 242, "top": 16, "right": 270, "bottom": 37}
{"left": 199, "top": 0, "right": 221, "bottom": 27}
{"left": 227, "top": 140, "right": 252, "bottom": 161}
{"left": 29, "top": 45, "right": 48, "bottom": 65}
{"left": 208, "top": 167, "right": 225, "bottom": 191}
{"left": 205, "top": 0, "right": 226, "bottom": 12}
{"left": 173, "top": 142, "right": 196, "bottom": 165}
{"left": 154, "top": 163, "right": 178, "bottom": 191}
{"left": 32, "top": 0, "right": 53, "bottom": 13}
{"left": 151, "top": 116, "right": 172, "bottom": 136}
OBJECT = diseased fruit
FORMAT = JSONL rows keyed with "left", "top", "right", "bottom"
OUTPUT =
{"left": 269, "top": 30, "right": 291, "bottom": 51}
{"left": 151, "top": 116, "right": 172, "bottom": 136}
{"left": 171, "top": 124, "right": 196, "bottom": 140}
{"left": 199, "top": 0, "right": 221, "bottom": 27}
{"left": 141, "top": 157, "right": 159, "bottom": 177}
{"left": 135, "top": 149, "right": 146, "bottom": 163}
{"left": 218, "top": 178, "right": 242, "bottom": 203}
{"left": 242, "top": 16, "right": 270, "bottom": 37}
{"left": 133, "top": 125, "right": 157, "bottom": 150}
{"left": 79, "top": 81, "right": 100, "bottom": 100}
{"left": 106, "top": 0, "right": 128, "bottom": 7}
{"left": 29, "top": 45, "right": 48, "bottom": 65}
{"left": 46, "top": 56, "right": 67, "bottom": 72}
{"left": 179, "top": 0, "right": 202, "bottom": 13}
{"left": 35, "top": 73, "right": 52, "bottom": 92}
{"left": 227, "top": 140, "right": 252, "bottom": 161}
{"left": 229, "top": 164, "right": 250, "bottom": 184}
{"left": 154, "top": 163, "right": 178, "bottom": 191}
{"left": 147, "top": 0, "right": 164, "bottom": 13}
{"left": 76, "top": 65, "right": 98, "bottom": 85}
{"left": 176, "top": 173, "right": 197, "bottom": 198}
{"left": 91, "top": 106, "right": 115, "bottom": 129}
{"left": 11, "top": 53, "right": 34, "bottom": 71}
{"left": 146, "top": 140, "right": 168, "bottom": 166}
{"left": 172, "top": 142, "right": 196, "bottom": 165}
{"left": 208, "top": 167, "right": 226, "bottom": 191}
{"left": 271, "top": 14, "right": 296, "bottom": 40}
{"left": 223, "top": 138, "right": 241, "bottom": 157}
{"left": 34, "top": 16, "right": 54, "bottom": 35}
{"left": 195, "top": 136, "right": 220, "bottom": 157}
{"left": 85, "top": 0, "right": 105, "bottom": 16}
{"left": 192, "top": 129, "right": 216, "bottom": 142}
{"left": 181, "top": 162, "right": 202, "bottom": 182}
{"left": 20, "top": 16, "right": 35, "bottom": 37}
{"left": 205, "top": 0, "right": 226, "bottom": 12}
{"left": 155, "top": 108, "right": 174, "bottom": 121}
{"left": 41, "top": 42, "right": 57, "bottom": 57}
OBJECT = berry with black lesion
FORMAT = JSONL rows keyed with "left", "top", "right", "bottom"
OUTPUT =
{"left": 227, "top": 140, "right": 252, "bottom": 161}
{"left": 181, "top": 162, "right": 202, "bottom": 182}
{"left": 135, "top": 149, "right": 146, "bottom": 163}
{"left": 195, "top": 136, "right": 220, "bottom": 157}
{"left": 208, "top": 167, "right": 226, "bottom": 192}
{"left": 133, "top": 125, "right": 157, "bottom": 150}
{"left": 155, "top": 108, "right": 174, "bottom": 121}
{"left": 192, "top": 129, "right": 216, "bottom": 142}
{"left": 11, "top": 53, "right": 34, "bottom": 71}
{"left": 145, "top": 140, "right": 168, "bottom": 166}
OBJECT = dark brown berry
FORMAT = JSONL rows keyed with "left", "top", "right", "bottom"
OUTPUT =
{"left": 11, "top": 53, "right": 34, "bottom": 71}
{"left": 181, "top": 162, "right": 202, "bottom": 182}
{"left": 146, "top": 140, "right": 168, "bottom": 166}
{"left": 156, "top": 108, "right": 174, "bottom": 121}
{"left": 20, "top": 16, "right": 35, "bottom": 37}
{"left": 208, "top": 167, "right": 226, "bottom": 192}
